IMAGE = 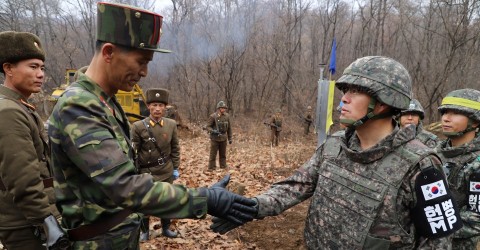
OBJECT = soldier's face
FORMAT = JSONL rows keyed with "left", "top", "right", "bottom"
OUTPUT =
{"left": 219, "top": 107, "right": 227, "bottom": 114}
{"left": 400, "top": 112, "right": 420, "bottom": 128}
{"left": 110, "top": 46, "right": 154, "bottom": 92}
{"left": 3, "top": 59, "right": 44, "bottom": 98}
{"left": 148, "top": 102, "right": 166, "bottom": 120}
{"left": 441, "top": 110, "right": 469, "bottom": 133}
{"left": 339, "top": 87, "right": 371, "bottom": 123}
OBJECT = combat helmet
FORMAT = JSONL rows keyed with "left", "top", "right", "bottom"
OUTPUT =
{"left": 216, "top": 101, "right": 227, "bottom": 109}
{"left": 400, "top": 99, "right": 424, "bottom": 120}
{"left": 438, "top": 88, "right": 480, "bottom": 137}
{"left": 336, "top": 56, "right": 412, "bottom": 127}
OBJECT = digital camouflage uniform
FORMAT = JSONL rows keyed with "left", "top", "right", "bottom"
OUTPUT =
{"left": 303, "top": 106, "right": 313, "bottom": 135}
{"left": 0, "top": 32, "right": 59, "bottom": 250}
{"left": 400, "top": 99, "right": 439, "bottom": 148}
{"left": 436, "top": 89, "right": 480, "bottom": 249}
{"left": 48, "top": 3, "right": 208, "bottom": 249}
{"left": 207, "top": 101, "right": 232, "bottom": 169}
{"left": 212, "top": 56, "right": 461, "bottom": 249}
{"left": 269, "top": 110, "right": 282, "bottom": 146}
{"left": 131, "top": 88, "right": 180, "bottom": 238}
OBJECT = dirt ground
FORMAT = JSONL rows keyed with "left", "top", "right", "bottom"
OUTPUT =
{"left": 140, "top": 121, "right": 316, "bottom": 250}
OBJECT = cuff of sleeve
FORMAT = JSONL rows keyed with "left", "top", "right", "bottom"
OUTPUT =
{"left": 191, "top": 188, "right": 208, "bottom": 219}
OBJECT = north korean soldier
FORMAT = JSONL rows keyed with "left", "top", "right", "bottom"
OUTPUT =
{"left": 211, "top": 56, "right": 462, "bottom": 249}
{"left": 398, "top": 99, "right": 439, "bottom": 148}
{"left": 436, "top": 89, "right": 480, "bottom": 249}
{"left": 48, "top": 2, "right": 257, "bottom": 249}
{"left": 131, "top": 88, "right": 180, "bottom": 240}
{"left": 0, "top": 31, "right": 62, "bottom": 250}
{"left": 269, "top": 108, "right": 282, "bottom": 146}
{"left": 206, "top": 101, "right": 232, "bottom": 170}
{"left": 304, "top": 106, "right": 313, "bottom": 135}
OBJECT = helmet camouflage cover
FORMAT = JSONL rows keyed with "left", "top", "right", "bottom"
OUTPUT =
{"left": 336, "top": 56, "right": 412, "bottom": 110}
{"left": 438, "top": 88, "right": 480, "bottom": 123}
{"left": 97, "top": 2, "right": 170, "bottom": 53}
{"left": 216, "top": 101, "right": 227, "bottom": 109}
{"left": 401, "top": 99, "right": 424, "bottom": 119}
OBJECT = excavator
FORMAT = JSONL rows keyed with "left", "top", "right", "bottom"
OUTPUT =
{"left": 49, "top": 69, "right": 149, "bottom": 123}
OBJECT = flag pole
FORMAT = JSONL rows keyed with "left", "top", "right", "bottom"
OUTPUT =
{"left": 315, "top": 63, "right": 328, "bottom": 147}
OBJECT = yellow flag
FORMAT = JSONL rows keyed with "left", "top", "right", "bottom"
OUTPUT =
{"left": 326, "top": 80, "right": 335, "bottom": 133}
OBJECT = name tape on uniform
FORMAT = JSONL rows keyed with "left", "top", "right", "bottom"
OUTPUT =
{"left": 421, "top": 180, "right": 447, "bottom": 201}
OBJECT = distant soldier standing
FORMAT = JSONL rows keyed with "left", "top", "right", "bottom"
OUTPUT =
{"left": 303, "top": 106, "right": 313, "bottom": 135}
{"left": 436, "top": 89, "right": 480, "bottom": 249}
{"left": 131, "top": 88, "right": 180, "bottom": 240}
{"left": 398, "top": 99, "right": 439, "bottom": 148}
{"left": 0, "top": 31, "right": 59, "bottom": 249}
{"left": 207, "top": 101, "right": 232, "bottom": 170}
{"left": 48, "top": 3, "right": 257, "bottom": 248}
{"left": 269, "top": 108, "right": 283, "bottom": 146}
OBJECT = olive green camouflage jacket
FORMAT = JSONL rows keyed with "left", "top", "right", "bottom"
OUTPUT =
{"left": 0, "top": 85, "right": 58, "bottom": 230}
{"left": 48, "top": 73, "right": 207, "bottom": 233}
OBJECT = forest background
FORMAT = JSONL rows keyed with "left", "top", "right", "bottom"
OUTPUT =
{"left": 2, "top": 0, "right": 480, "bottom": 124}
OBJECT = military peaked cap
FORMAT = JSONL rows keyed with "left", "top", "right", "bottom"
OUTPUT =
{"left": 97, "top": 2, "right": 170, "bottom": 53}
{"left": 146, "top": 88, "right": 169, "bottom": 104}
{"left": 0, "top": 31, "right": 45, "bottom": 73}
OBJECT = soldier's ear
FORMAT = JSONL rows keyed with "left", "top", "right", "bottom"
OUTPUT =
{"left": 101, "top": 43, "right": 115, "bottom": 63}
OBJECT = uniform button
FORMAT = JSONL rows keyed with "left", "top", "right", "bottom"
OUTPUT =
{"left": 149, "top": 150, "right": 152, "bottom": 152}
{"left": 41, "top": 157, "right": 46, "bottom": 161}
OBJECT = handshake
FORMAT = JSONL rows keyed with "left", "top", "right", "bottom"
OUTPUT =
{"left": 201, "top": 175, "right": 257, "bottom": 234}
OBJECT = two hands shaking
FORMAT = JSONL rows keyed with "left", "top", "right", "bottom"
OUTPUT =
{"left": 200, "top": 174, "right": 257, "bottom": 234}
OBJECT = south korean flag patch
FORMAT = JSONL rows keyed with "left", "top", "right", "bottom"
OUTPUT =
{"left": 468, "top": 171, "right": 480, "bottom": 213}
{"left": 413, "top": 166, "right": 462, "bottom": 239}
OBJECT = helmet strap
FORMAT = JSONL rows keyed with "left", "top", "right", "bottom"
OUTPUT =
{"left": 443, "top": 119, "right": 476, "bottom": 138}
{"left": 341, "top": 98, "right": 379, "bottom": 128}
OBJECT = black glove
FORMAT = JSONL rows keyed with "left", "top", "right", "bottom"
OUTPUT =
{"left": 210, "top": 197, "right": 258, "bottom": 234}
{"left": 200, "top": 175, "right": 257, "bottom": 225}
{"left": 228, "top": 140, "right": 232, "bottom": 144}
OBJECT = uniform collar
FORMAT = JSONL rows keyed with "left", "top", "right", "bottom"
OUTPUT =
{"left": 342, "top": 122, "right": 414, "bottom": 164}
{"left": 149, "top": 116, "right": 164, "bottom": 127}
{"left": 439, "top": 135, "right": 480, "bottom": 158}
{"left": 0, "top": 85, "right": 35, "bottom": 110}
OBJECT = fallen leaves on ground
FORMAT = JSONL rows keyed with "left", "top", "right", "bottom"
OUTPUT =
{"left": 141, "top": 124, "right": 316, "bottom": 250}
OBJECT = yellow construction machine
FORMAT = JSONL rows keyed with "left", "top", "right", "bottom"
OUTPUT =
{"left": 48, "top": 69, "right": 149, "bottom": 123}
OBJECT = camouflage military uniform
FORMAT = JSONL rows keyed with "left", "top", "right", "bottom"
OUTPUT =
{"left": 269, "top": 111, "right": 282, "bottom": 146}
{"left": 436, "top": 89, "right": 480, "bottom": 249}
{"left": 0, "top": 31, "right": 59, "bottom": 250}
{"left": 48, "top": 3, "right": 257, "bottom": 248}
{"left": 256, "top": 125, "right": 453, "bottom": 249}
{"left": 207, "top": 101, "right": 232, "bottom": 169}
{"left": 303, "top": 107, "right": 313, "bottom": 135}
{"left": 49, "top": 72, "right": 208, "bottom": 248}
{"left": 211, "top": 56, "right": 461, "bottom": 249}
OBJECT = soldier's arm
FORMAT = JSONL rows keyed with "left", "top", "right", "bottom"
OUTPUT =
{"left": 206, "top": 115, "right": 215, "bottom": 133}
{"left": 170, "top": 124, "right": 180, "bottom": 169}
{"left": 255, "top": 147, "right": 322, "bottom": 217}
{"left": 402, "top": 155, "right": 454, "bottom": 249}
{"left": 130, "top": 122, "right": 141, "bottom": 153}
{"left": 453, "top": 165, "right": 480, "bottom": 240}
{"left": 58, "top": 97, "right": 207, "bottom": 219}
{"left": 227, "top": 116, "right": 232, "bottom": 141}
{"left": 0, "top": 105, "right": 51, "bottom": 224}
